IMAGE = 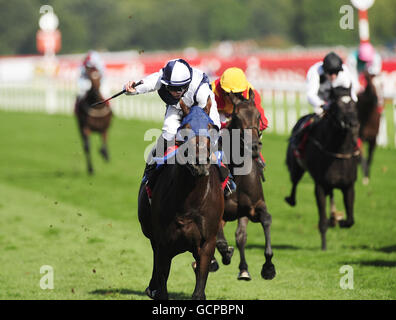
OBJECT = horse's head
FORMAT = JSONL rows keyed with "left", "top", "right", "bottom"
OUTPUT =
{"left": 228, "top": 88, "right": 262, "bottom": 158}
{"left": 177, "top": 104, "right": 217, "bottom": 177}
{"left": 328, "top": 86, "right": 359, "bottom": 135}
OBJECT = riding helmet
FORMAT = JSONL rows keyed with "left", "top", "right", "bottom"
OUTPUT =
{"left": 220, "top": 67, "right": 249, "bottom": 93}
{"left": 160, "top": 59, "right": 193, "bottom": 88}
{"left": 323, "top": 52, "right": 343, "bottom": 74}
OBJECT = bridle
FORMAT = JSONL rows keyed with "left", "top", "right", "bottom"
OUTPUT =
{"left": 309, "top": 96, "right": 360, "bottom": 159}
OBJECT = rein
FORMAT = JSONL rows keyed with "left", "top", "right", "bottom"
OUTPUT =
{"left": 308, "top": 136, "right": 360, "bottom": 159}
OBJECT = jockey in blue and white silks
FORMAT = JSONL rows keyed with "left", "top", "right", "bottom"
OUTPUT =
{"left": 124, "top": 58, "right": 221, "bottom": 141}
{"left": 124, "top": 59, "right": 236, "bottom": 198}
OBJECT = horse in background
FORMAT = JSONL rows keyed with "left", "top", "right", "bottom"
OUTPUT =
{"left": 214, "top": 89, "right": 276, "bottom": 281}
{"left": 285, "top": 87, "right": 360, "bottom": 250}
{"left": 357, "top": 70, "right": 381, "bottom": 185}
{"left": 137, "top": 105, "right": 224, "bottom": 300}
{"left": 75, "top": 67, "right": 112, "bottom": 174}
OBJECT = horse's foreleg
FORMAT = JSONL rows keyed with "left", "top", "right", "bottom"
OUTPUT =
{"left": 146, "top": 240, "right": 159, "bottom": 299}
{"left": 216, "top": 220, "right": 234, "bottom": 265}
{"left": 366, "top": 139, "right": 376, "bottom": 179}
{"left": 81, "top": 127, "right": 93, "bottom": 174}
{"left": 315, "top": 184, "right": 328, "bottom": 251}
{"left": 235, "top": 216, "right": 251, "bottom": 280}
{"left": 339, "top": 185, "right": 355, "bottom": 228}
{"left": 285, "top": 157, "right": 305, "bottom": 207}
{"left": 192, "top": 237, "right": 216, "bottom": 300}
{"left": 152, "top": 246, "right": 171, "bottom": 300}
{"left": 329, "top": 192, "right": 344, "bottom": 227}
{"left": 99, "top": 130, "right": 109, "bottom": 162}
{"left": 257, "top": 203, "right": 276, "bottom": 280}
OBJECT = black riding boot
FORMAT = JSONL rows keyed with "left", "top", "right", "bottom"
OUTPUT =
{"left": 217, "top": 164, "right": 236, "bottom": 198}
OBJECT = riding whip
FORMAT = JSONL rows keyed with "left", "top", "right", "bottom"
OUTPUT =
{"left": 90, "top": 80, "right": 143, "bottom": 107}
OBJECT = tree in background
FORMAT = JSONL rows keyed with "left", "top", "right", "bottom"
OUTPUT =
{"left": 0, "top": 0, "right": 395, "bottom": 55}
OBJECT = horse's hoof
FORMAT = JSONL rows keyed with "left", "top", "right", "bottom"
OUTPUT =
{"left": 192, "top": 260, "right": 219, "bottom": 272}
{"left": 285, "top": 196, "right": 296, "bottom": 207}
{"left": 209, "top": 259, "right": 219, "bottom": 272}
{"left": 339, "top": 220, "right": 354, "bottom": 228}
{"left": 145, "top": 287, "right": 156, "bottom": 300}
{"left": 100, "top": 148, "right": 109, "bottom": 162}
{"left": 237, "top": 270, "right": 252, "bottom": 281}
{"left": 88, "top": 167, "right": 94, "bottom": 175}
{"left": 222, "top": 246, "right": 234, "bottom": 265}
{"left": 261, "top": 263, "right": 276, "bottom": 280}
{"left": 362, "top": 177, "right": 369, "bottom": 185}
{"left": 329, "top": 217, "right": 337, "bottom": 228}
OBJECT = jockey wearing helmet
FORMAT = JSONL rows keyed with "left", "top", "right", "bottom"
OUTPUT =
{"left": 211, "top": 67, "right": 268, "bottom": 131}
{"left": 124, "top": 59, "right": 235, "bottom": 197}
{"left": 306, "top": 51, "right": 357, "bottom": 116}
{"left": 124, "top": 58, "right": 221, "bottom": 140}
{"left": 211, "top": 67, "right": 268, "bottom": 179}
{"left": 76, "top": 51, "right": 109, "bottom": 100}
{"left": 292, "top": 52, "right": 358, "bottom": 157}
{"left": 346, "top": 42, "right": 384, "bottom": 110}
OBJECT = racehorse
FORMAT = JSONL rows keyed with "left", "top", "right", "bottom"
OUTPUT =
{"left": 285, "top": 86, "right": 360, "bottom": 250}
{"left": 357, "top": 70, "right": 380, "bottom": 185}
{"left": 137, "top": 105, "right": 224, "bottom": 300}
{"left": 215, "top": 89, "right": 276, "bottom": 281}
{"left": 75, "top": 67, "right": 112, "bottom": 174}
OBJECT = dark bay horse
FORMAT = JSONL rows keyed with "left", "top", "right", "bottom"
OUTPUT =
{"left": 285, "top": 87, "right": 360, "bottom": 250}
{"left": 215, "top": 89, "right": 276, "bottom": 281}
{"left": 137, "top": 105, "right": 224, "bottom": 300}
{"left": 75, "top": 67, "right": 112, "bottom": 174}
{"left": 357, "top": 70, "right": 380, "bottom": 185}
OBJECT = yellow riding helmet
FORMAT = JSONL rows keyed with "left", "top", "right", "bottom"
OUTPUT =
{"left": 220, "top": 67, "right": 249, "bottom": 93}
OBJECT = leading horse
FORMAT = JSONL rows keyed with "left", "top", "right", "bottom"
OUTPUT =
{"left": 285, "top": 86, "right": 360, "bottom": 250}
{"left": 215, "top": 89, "right": 276, "bottom": 281}
{"left": 75, "top": 67, "right": 112, "bottom": 174}
{"left": 137, "top": 105, "right": 224, "bottom": 300}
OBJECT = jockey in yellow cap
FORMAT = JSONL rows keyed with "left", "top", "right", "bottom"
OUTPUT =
{"left": 212, "top": 67, "right": 268, "bottom": 130}
{"left": 211, "top": 67, "right": 268, "bottom": 180}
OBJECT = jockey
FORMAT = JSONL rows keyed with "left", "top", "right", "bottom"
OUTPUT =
{"left": 211, "top": 67, "right": 268, "bottom": 177}
{"left": 292, "top": 52, "right": 357, "bottom": 157}
{"left": 346, "top": 42, "right": 384, "bottom": 109}
{"left": 306, "top": 51, "right": 357, "bottom": 116}
{"left": 75, "top": 51, "right": 109, "bottom": 112}
{"left": 124, "top": 58, "right": 236, "bottom": 197}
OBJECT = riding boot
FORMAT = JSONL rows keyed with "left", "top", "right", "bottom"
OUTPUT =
{"left": 216, "top": 162, "right": 236, "bottom": 198}
{"left": 142, "top": 136, "right": 169, "bottom": 200}
{"left": 291, "top": 114, "right": 318, "bottom": 157}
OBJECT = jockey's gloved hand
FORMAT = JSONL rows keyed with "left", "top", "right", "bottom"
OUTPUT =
{"left": 314, "top": 106, "right": 325, "bottom": 116}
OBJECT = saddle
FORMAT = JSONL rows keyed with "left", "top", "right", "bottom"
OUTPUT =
{"left": 143, "top": 146, "right": 232, "bottom": 201}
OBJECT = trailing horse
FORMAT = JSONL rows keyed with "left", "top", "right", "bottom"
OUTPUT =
{"left": 215, "top": 89, "right": 276, "bottom": 281}
{"left": 357, "top": 70, "right": 381, "bottom": 185}
{"left": 137, "top": 106, "right": 224, "bottom": 300}
{"left": 75, "top": 67, "right": 112, "bottom": 174}
{"left": 285, "top": 86, "right": 360, "bottom": 250}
